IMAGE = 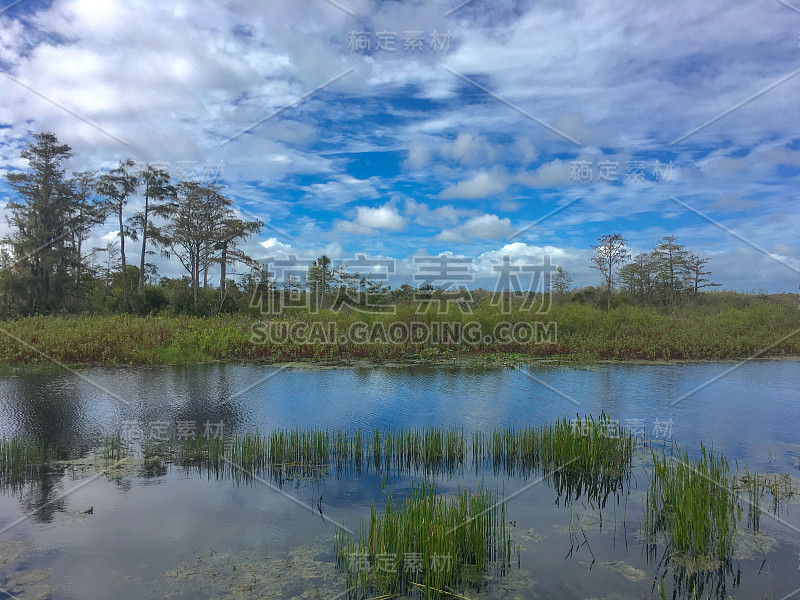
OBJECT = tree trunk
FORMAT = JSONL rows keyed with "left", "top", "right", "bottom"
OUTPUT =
{"left": 139, "top": 194, "right": 149, "bottom": 295}
{"left": 192, "top": 245, "right": 199, "bottom": 308}
{"left": 321, "top": 265, "right": 326, "bottom": 308}
{"left": 76, "top": 232, "right": 83, "bottom": 304}
{"left": 219, "top": 243, "right": 228, "bottom": 297}
{"left": 118, "top": 204, "right": 128, "bottom": 309}
{"left": 203, "top": 246, "right": 209, "bottom": 288}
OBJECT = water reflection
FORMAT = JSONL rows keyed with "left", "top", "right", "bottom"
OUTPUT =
{"left": 1, "top": 361, "right": 799, "bottom": 600}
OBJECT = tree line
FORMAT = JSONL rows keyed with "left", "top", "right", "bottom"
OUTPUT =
{"left": 1, "top": 133, "right": 262, "bottom": 316}
{"left": 2, "top": 132, "right": 730, "bottom": 318}
{"left": 588, "top": 233, "right": 718, "bottom": 310}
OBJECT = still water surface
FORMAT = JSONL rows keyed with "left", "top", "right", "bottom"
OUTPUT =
{"left": 1, "top": 361, "right": 798, "bottom": 599}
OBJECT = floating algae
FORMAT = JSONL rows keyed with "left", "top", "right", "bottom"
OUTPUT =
{"left": 581, "top": 561, "right": 646, "bottom": 582}
{"left": 472, "top": 566, "right": 539, "bottom": 600}
{"left": 157, "top": 543, "right": 340, "bottom": 600}
{"left": 0, "top": 539, "right": 58, "bottom": 600}
{"left": 516, "top": 527, "right": 549, "bottom": 544}
{"left": 732, "top": 528, "right": 778, "bottom": 561}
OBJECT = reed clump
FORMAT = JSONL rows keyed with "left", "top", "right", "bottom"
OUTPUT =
{"left": 645, "top": 443, "right": 738, "bottom": 565}
{"left": 177, "top": 422, "right": 632, "bottom": 489}
{"left": 336, "top": 481, "right": 511, "bottom": 599}
{"left": 0, "top": 436, "right": 51, "bottom": 483}
{"left": 103, "top": 433, "right": 126, "bottom": 461}
{"left": 180, "top": 435, "right": 225, "bottom": 470}
{"left": 483, "top": 416, "right": 635, "bottom": 504}
{"left": 485, "top": 415, "right": 635, "bottom": 472}
{"left": 217, "top": 426, "right": 467, "bottom": 479}
{"left": 735, "top": 468, "right": 797, "bottom": 519}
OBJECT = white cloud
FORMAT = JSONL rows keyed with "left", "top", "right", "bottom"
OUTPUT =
{"left": 301, "top": 175, "right": 381, "bottom": 207}
{"left": 516, "top": 159, "right": 573, "bottom": 188}
{"left": 260, "top": 237, "right": 292, "bottom": 250}
{"left": 356, "top": 204, "right": 405, "bottom": 231}
{"left": 439, "top": 168, "right": 509, "bottom": 200}
{"left": 405, "top": 199, "right": 472, "bottom": 227}
{"left": 446, "top": 132, "right": 496, "bottom": 166}
{"left": 436, "top": 214, "right": 515, "bottom": 242}
{"left": 515, "top": 137, "right": 539, "bottom": 164}
{"left": 403, "top": 142, "right": 431, "bottom": 170}
{"left": 336, "top": 203, "right": 405, "bottom": 235}
{"left": 473, "top": 242, "right": 592, "bottom": 285}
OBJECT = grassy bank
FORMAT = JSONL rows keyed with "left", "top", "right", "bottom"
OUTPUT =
{"left": 0, "top": 301, "right": 798, "bottom": 365}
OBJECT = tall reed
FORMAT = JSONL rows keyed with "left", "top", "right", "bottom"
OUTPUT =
{"left": 336, "top": 481, "right": 511, "bottom": 598}
{"left": 645, "top": 443, "right": 737, "bottom": 564}
{"left": 0, "top": 436, "right": 50, "bottom": 483}
{"left": 481, "top": 415, "right": 635, "bottom": 505}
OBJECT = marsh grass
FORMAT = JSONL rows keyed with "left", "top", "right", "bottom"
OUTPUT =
{"left": 0, "top": 436, "right": 51, "bottom": 483}
{"left": 214, "top": 421, "right": 629, "bottom": 487}
{"left": 215, "top": 427, "right": 468, "bottom": 480}
{"left": 645, "top": 443, "right": 738, "bottom": 565}
{"left": 103, "top": 433, "right": 126, "bottom": 461}
{"left": 483, "top": 416, "right": 635, "bottom": 505}
{"left": 180, "top": 435, "right": 226, "bottom": 472}
{"left": 0, "top": 422, "right": 631, "bottom": 488}
{"left": 0, "top": 302, "right": 798, "bottom": 366}
{"left": 735, "top": 468, "right": 797, "bottom": 521}
{"left": 336, "top": 481, "right": 512, "bottom": 599}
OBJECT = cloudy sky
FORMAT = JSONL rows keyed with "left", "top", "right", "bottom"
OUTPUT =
{"left": 1, "top": 0, "right": 799, "bottom": 292}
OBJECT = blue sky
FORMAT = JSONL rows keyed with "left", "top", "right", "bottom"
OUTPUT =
{"left": 1, "top": 0, "right": 799, "bottom": 291}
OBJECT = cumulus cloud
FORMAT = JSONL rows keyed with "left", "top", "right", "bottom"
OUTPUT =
{"left": 405, "top": 199, "right": 472, "bottom": 227}
{"left": 260, "top": 237, "right": 292, "bottom": 250}
{"left": 472, "top": 242, "right": 592, "bottom": 285}
{"left": 336, "top": 203, "right": 405, "bottom": 235}
{"left": 516, "top": 159, "right": 573, "bottom": 188}
{"left": 435, "top": 214, "right": 515, "bottom": 242}
{"left": 445, "top": 132, "right": 496, "bottom": 166}
{"left": 403, "top": 142, "right": 431, "bottom": 170}
{"left": 439, "top": 168, "right": 510, "bottom": 200}
{"left": 1, "top": 0, "right": 798, "bottom": 291}
{"left": 301, "top": 175, "right": 381, "bottom": 207}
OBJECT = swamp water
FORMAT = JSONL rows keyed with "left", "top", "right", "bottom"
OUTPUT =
{"left": 0, "top": 360, "right": 799, "bottom": 599}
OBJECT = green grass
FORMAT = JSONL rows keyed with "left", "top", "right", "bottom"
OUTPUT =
{"left": 179, "top": 435, "right": 226, "bottom": 472}
{"left": 336, "top": 481, "right": 512, "bottom": 599}
{"left": 734, "top": 468, "right": 798, "bottom": 525}
{"left": 0, "top": 421, "right": 635, "bottom": 487}
{"left": 0, "top": 436, "right": 51, "bottom": 483}
{"left": 482, "top": 416, "right": 636, "bottom": 505}
{"left": 0, "top": 300, "right": 798, "bottom": 365}
{"left": 645, "top": 443, "right": 738, "bottom": 566}
{"left": 103, "top": 433, "right": 126, "bottom": 461}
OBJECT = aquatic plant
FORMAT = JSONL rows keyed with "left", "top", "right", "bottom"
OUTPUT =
{"left": 482, "top": 415, "right": 635, "bottom": 505}
{"left": 103, "top": 433, "right": 126, "bottom": 461}
{"left": 336, "top": 481, "right": 512, "bottom": 599}
{"left": 645, "top": 443, "right": 738, "bottom": 565}
{"left": 173, "top": 422, "right": 635, "bottom": 493}
{"left": 735, "top": 468, "right": 797, "bottom": 520}
{"left": 180, "top": 434, "right": 226, "bottom": 471}
{"left": 0, "top": 436, "right": 50, "bottom": 483}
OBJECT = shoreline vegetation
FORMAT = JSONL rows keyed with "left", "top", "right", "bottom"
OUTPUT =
{"left": 3, "top": 133, "right": 798, "bottom": 373}
{"left": 0, "top": 299, "right": 798, "bottom": 367}
{"left": 3, "top": 419, "right": 797, "bottom": 599}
